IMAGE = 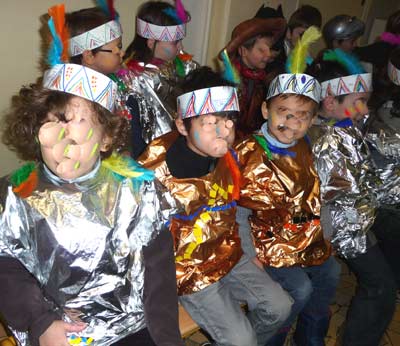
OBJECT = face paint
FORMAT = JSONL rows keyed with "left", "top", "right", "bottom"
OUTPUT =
{"left": 39, "top": 97, "right": 107, "bottom": 180}
{"left": 185, "top": 114, "right": 236, "bottom": 158}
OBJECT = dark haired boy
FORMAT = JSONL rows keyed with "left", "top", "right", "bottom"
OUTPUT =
{"left": 223, "top": 17, "right": 286, "bottom": 137}
{"left": 235, "top": 61, "right": 340, "bottom": 345}
{"left": 138, "top": 66, "right": 292, "bottom": 346}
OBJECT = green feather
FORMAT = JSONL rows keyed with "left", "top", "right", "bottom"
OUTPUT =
{"left": 10, "top": 162, "right": 36, "bottom": 187}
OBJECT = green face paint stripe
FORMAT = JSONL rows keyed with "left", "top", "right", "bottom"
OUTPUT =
{"left": 86, "top": 128, "right": 94, "bottom": 140}
{"left": 58, "top": 128, "right": 65, "bottom": 141}
{"left": 89, "top": 143, "right": 99, "bottom": 158}
{"left": 63, "top": 144, "right": 70, "bottom": 156}
{"left": 74, "top": 161, "right": 81, "bottom": 170}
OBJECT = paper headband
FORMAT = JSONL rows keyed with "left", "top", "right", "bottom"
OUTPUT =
{"left": 69, "top": 20, "right": 122, "bottom": 57}
{"left": 43, "top": 63, "right": 117, "bottom": 112}
{"left": 177, "top": 86, "right": 240, "bottom": 119}
{"left": 321, "top": 73, "right": 372, "bottom": 98}
{"left": 267, "top": 73, "right": 321, "bottom": 103}
{"left": 136, "top": 18, "right": 186, "bottom": 41}
{"left": 388, "top": 61, "right": 400, "bottom": 86}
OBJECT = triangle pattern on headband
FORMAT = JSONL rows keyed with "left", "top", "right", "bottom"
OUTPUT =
{"left": 199, "top": 90, "right": 216, "bottom": 115}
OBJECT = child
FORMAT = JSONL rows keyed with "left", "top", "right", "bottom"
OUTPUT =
{"left": 235, "top": 27, "right": 340, "bottom": 346}
{"left": 322, "top": 15, "right": 365, "bottom": 53}
{"left": 118, "top": 0, "right": 197, "bottom": 159}
{"left": 284, "top": 5, "right": 322, "bottom": 60}
{"left": 138, "top": 66, "right": 293, "bottom": 346}
{"left": 311, "top": 49, "right": 398, "bottom": 345}
{"left": 0, "top": 12, "right": 184, "bottom": 346}
{"left": 222, "top": 15, "right": 286, "bottom": 138}
{"left": 66, "top": 3, "right": 124, "bottom": 75}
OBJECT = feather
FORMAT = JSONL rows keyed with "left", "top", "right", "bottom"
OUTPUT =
{"left": 220, "top": 49, "right": 240, "bottom": 85}
{"left": 10, "top": 162, "right": 38, "bottom": 198}
{"left": 47, "top": 4, "right": 69, "bottom": 64}
{"left": 102, "top": 153, "right": 154, "bottom": 190}
{"left": 175, "top": 0, "right": 188, "bottom": 23}
{"left": 163, "top": 8, "right": 182, "bottom": 24}
{"left": 96, "top": 0, "right": 118, "bottom": 19}
{"left": 286, "top": 26, "right": 321, "bottom": 74}
{"left": 174, "top": 56, "right": 185, "bottom": 78}
{"left": 224, "top": 150, "right": 242, "bottom": 200}
{"left": 323, "top": 49, "right": 365, "bottom": 75}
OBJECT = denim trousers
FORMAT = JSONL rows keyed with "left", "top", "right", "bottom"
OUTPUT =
{"left": 265, "top": 256, "right": 341, "bottom": 346}
{"left": 179, "top": 255, "right": 293, "bottom": 346}
{"left": 342, "top": 244, "right": 397, "bottom": 346}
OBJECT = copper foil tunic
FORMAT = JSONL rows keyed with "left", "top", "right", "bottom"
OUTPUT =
{"left": 139, "top": 132, "right": 243, "bottom": 295}
{"left": 235, "top": 135, "right": 331, "bottom": 267}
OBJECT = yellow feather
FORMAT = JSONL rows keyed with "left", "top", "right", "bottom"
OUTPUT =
{"left": 102, "top": 153, "right": 145, "bottom": 178}
{"left": 289, "top": 26, "right": 321, "bottom": 74}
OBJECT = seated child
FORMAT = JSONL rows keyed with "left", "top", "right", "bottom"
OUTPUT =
{"left": 138, "top": 66, "right": 293, "bottom": 346}
{"left": 235, "top": 27, "right": 340, "bottom": 346}
{"left": 119, "top": 0, "right": 197, "bottom": 158}
{"left": 222, "top": 15, "right": 286, "bottom": 138}
{"left": 0, "top": 13, "right": 184, "bottom": 346}
{"left": 311, "top": 48, "right": 398, "bottom": 346}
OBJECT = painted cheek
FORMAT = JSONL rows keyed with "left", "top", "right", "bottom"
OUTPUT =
{"left": 38, "top": 122, "right": 65, "bottom": 147}
{"left": 193, "top": 130, "right": 201, "bottom": 145}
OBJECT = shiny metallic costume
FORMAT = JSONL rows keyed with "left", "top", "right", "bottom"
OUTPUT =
{"left": 235, "top": 135, "right": 331, "bottom": 267}
{"left": 0, "top": 162, "right": 176, "bottom": 346}
{"left": 365, "top": 104, "right": 400, "bottom": 205}
{"left": 117, "top": 56, "right": 198, "bottom": 144}
{"left": 311, "top": 120, "right": 381, "bottom": 258}
{"left": 138, "top": 132, "right": 243, "bottom": 296}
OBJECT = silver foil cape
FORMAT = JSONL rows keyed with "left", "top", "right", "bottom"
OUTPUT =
{"left": 311, "top": 122, "right": 379, "bottom": 258}
{"left": 0, "top": 163, "right": 176, "bottom": 346}
{"left": 118, "top": 57, "right": 198, "bottom": 144}
{"left": 365, "top": 103, "right": 400, "bottom": 205}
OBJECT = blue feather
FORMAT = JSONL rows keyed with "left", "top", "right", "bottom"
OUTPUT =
{"left": 47, "top": 18, "right": 62, "bottom": 66}
{"left": 163, "top": 8, "right": 182, "bottom": 24}
{"left": 96, "top": 0, "right": 110, "bottom": 17}
{"left": 324, "top": 49, "right": 365, "bottom": 74}
{"left": 220, "top": 49, "right": 240, "bottom": 85}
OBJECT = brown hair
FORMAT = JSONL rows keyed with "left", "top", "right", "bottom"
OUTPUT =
{"left": 288, "top": 5, "right": 322, "bottom": 31}
{"left": 66, "top": 7, "right": 112, "bottom": 64}
{"left": 2, "top": 84, "right": 129, "bottom": 161}
{"left": 386, "top": 10, "right": 400, "bottom": 34}
{"left": 125, "top": 1, "right": 190, "bottom": 63}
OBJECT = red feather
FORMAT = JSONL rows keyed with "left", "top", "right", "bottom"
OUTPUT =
{"left": 12, "top": 171, "right": 38, "bottom": 198}
{"left": 107, "top": 0, "right": 116, "bottom": 20}
{"left": 224, "top": 150, "right": 242, "bottom": 200}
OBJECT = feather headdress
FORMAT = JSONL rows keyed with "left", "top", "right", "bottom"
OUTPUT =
{"left": 96, "top": 0, "right": 118, "bottom": 20}
{"left": 286, "top": 26, "right": 321, "bottom": 74}
{"left": 220, "top": 49, "right": 240, "bottom": 85}
{"left": 163, "top": 0, "right": 188, "bottom": 24}
{"left": 323, "top": 48, "right": 365, "bottom": 74}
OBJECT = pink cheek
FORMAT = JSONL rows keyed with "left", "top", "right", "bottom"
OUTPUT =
{"left": 38, "top": 122, "right": 65, "bottom": 147}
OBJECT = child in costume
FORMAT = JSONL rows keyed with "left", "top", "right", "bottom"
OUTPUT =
{"left": 0, "top": 10, "right": 184, "bottom": 346}
{"left": 311, "top": 49, "right": 398, "bottom": 346}
{"left": 138, "top": 66, "right": 293, "bottom": 346}
{"left": 284, "top": 5, "right": 322, "bottom": 61}
{"left": 222, "top": 15, "right": 286, "bottom": 138}
{"left": 322, "top": 15, "right": 364, "bottom": 53}
{"left": 235, "top": 27, "right": 340, "bottom": 346}
{"left": 118, "top": 0, "right": 197, "bottom": 159}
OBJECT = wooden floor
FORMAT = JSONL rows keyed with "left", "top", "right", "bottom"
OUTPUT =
{"left": 184, "top": 261, "right": 400, "bottom": 346}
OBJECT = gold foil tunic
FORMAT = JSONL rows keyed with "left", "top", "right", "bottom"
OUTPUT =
{"left": 235, "top": 135, "right": 331, "bottom": 267}
{"left": 139, "top": 132, "right": 243, "bottom": 295}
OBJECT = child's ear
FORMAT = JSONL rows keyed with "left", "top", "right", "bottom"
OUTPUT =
{"left": 146, "top": 39, "right": 156, "bottom": 50}
{"left": 238, "top": 45, "right": 246, "bottom": 58}
{"left": 261, "top": 101, "right": 269, "bottom": 120}
{"left": 175, "top": 118, "right": 188, "bottom": 136}
{"left": 82, "top": 50, "right": 95, "bottom": 66}
{"left": 285, "top": 28, "right": 292, "bottom": 40}
{"left": 100, "top": 135, "right": 113, "bottom": 152}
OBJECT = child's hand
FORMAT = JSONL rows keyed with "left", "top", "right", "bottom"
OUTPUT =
{"left": 39, "top": 320, "right": 86, "bottom": 346}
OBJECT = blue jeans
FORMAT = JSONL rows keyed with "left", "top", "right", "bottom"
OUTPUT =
{"left": 179, "top": 256, "right": 293, "bottom": 346}
{"left": 265, "top": 256, "right": 341, "bottom": 346}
